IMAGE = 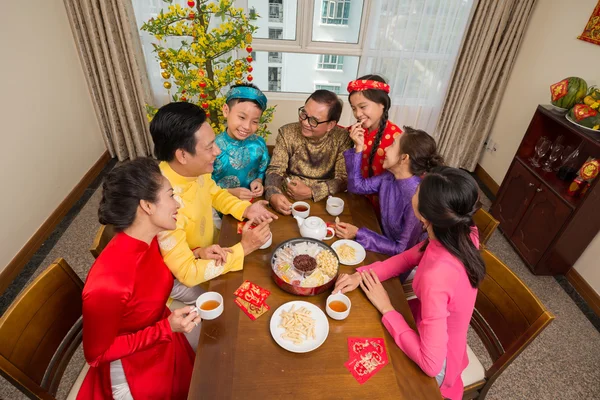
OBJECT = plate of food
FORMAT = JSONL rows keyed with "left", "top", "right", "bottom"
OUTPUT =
{"left": 270, "top": 301, "right": 329, "bottom": 353}
{"left": 331, "top": 240, "right": 366, "bottom": 266}
{"left": 271, "top": 238, "right": 340, "bottom": 296}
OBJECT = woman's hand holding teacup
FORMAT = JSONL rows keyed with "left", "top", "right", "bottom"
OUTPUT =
{"left": 168, "top": 306, "right": 202, "bottom": 334}
{"left": 349, "top": 122, "right": 366, "bottom": 153}
{"left": 333, "top": 272, "right": 362, "bottom": 294}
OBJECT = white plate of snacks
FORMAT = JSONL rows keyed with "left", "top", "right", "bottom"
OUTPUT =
{"left": 331, "top": 240, "right": 366, "bottom": 266}
{"left": 270, "top": 301, "right": 329, "bottom": 353}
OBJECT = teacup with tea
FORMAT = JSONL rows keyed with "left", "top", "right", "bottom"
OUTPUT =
{"left": 326, "top": 292, "right": 351, "bottom": 320}
{"left": 191, "top": 292, "right": 224, "bottom": 320}
{"left": 291, "top": 201, "right": 310, "bottom": 218}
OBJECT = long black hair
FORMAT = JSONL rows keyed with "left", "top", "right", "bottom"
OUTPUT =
{"left": 349, "top": 74, "right": 391, "bottom": 177}
{"left": 98, "top": 158, "right": 163, "bottom": 232}
{"left": 418, "top": 167, "right": 485, "bottom": 288}
{"left": 400, "top": 126, "right": 444, "bottom": 176}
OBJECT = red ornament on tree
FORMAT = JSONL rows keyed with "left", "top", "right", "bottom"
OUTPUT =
{"left": 181, "top": 96, "right": 187, "bottom": 102}
{"left": 246, "top": 46, "right": 253, "bottom": 53}
{"left": 247, "top": 75, "right": 254, "bottom": 82}
{"left": 246, "top": 56, "right": 253, "bottom": 63}
{"left": 247, "top": 66, "right": 253, "bottom": 72}
{"left": 199, "top": 81, "right": 207, "bottom": 88}
{"left": 187, "top": 0, "right": 195, "bottom": 7}
{"left": 181, "top": 89, "right": 187, "bottom": 94}
{"left": 200, "top": 93, "right": 208, "bottom": 99}
{"left": 206, "top": 112, "right": 210, "bottom": 118}
{"left": 201, "top": 102, "right": 209, "bottom": 109}
{"left": 188, "top": 12, "right": 195, "bottom": 19}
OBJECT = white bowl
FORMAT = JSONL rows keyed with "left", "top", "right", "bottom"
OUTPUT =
{"left": 326, "top": 292, "right": 351, "bottom": 320}
{"left": 191, "top": 292, "right": 224, "bottom": 320}
{"left": 326, "top": 197, "right": 344, "bottom": 216}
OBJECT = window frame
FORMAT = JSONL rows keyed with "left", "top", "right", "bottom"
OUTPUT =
{"left": 316, "top": 54, "right": 344, "bottom": 71}
{"left": 237, "top": 0, "right": 371, "bottom": 56}
{"left": 320, "top": 0, "right": 352, "bottom": 26}
{"left": 314, "top": 82, "right": 342, "bottom": 94}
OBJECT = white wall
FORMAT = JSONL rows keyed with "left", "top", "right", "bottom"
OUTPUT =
{"left": 478, "top": 0, "right": 600, "bottom": 294}
{"left": 0, "top": 1, "right": 106, "bottom": 272}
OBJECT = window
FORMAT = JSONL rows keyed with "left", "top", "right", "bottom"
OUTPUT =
{"left": 317, "top": 55, "right": 344, "bottom": 70}
{"left": 268, "top": 52, "right": 282, "bottom": 63}
{"left": 250, "top": 51, "right": 257, "bottom": 61}
{"left": 315, "top": 83, "right": 341, "bottom": 94}
{"left": 268, "top": 67, "right": 282, "bottom": 91}
{"left": 268, "top": 28, "right": 283, "bottom": 40}
{"left": 321, "top": 0, "right": 351, "bottom": 25}
{"left": 269, "top": 0, "right": 283, "bottom": 22}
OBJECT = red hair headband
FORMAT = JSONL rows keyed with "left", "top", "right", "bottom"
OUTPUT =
{"left": 347, "top": 79, "right": 390, "bottom": 94}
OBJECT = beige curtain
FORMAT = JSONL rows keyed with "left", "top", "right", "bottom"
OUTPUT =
{"left": 436, "top": 0, "right": 537, "bottom": 170}
{"left": 63, "top": 0, "right": 153, "bottom": 160}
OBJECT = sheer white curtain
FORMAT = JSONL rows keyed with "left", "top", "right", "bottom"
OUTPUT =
{"left": 359, "top": 0, "right": 475, "bottom": 135}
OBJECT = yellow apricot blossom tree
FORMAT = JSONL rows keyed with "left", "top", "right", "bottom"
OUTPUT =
{"left": 142, "top": 0, "right": 275, "bottom": 137}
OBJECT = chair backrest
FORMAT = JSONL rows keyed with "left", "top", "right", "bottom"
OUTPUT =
{"left": 472, "top": 250, "right": 553, "bottom": 386}
{"left": 473, "top": 208, "right": 499, "bottom": 246}
{"left": 0, "top": 258, "right": 83, "bottom": 399}
{"left": 89, "top": 224, "right": 116, "bottom": 259}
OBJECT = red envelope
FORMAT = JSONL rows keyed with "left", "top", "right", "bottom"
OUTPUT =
{"left": 348, "top": 337, "right": 387, "bottom": 360}
{"left": 345, "top": 343, "right": 388, "bottom": 384}
{"left": 237, "top": 221, "right": 258, "bottom": 234}
{"left": 234, "top": 297, "right": 270, "bottom": 320}
{"left": 233, "top": 280, "right": 270, "bottom": 307}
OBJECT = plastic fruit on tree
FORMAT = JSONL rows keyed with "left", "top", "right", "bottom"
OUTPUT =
{"left": 246, "top": 46, "right": 253, "bottom": 53}
{"left": 206, "top": 112, "right": 210, "bottom": 117}
{"left": 247, "top": 75, "right": 253, "bottom": 82}
{"left": 181, "top": 97, "right": 187, "bottom": 102}
{"left": 246, "top": 56, "right": 253, "bottom": 62}
{"left": 236, "top": 80, "right": 243, "bottom": 84}
{"left": 160, "top": 61, "right": 168, "bottom": 69}
{"left": 247, "top": 66, "right": 253, "bottom": 72}
{"left": 188, "top": 12, "right": 195, "bottom": 19}
{"left": 182, "top": 89, "right": 186, "bottom": 94}
{"left": 200, "top": 93, "right": 207, "bottom": 99}
{"left": 199, "top": 81, "right": 207, "bottom": 88}
{"left": 163, "top": 82, "right": 172, "bottom": 89}
{"left": 187, "top": 0, "right": 195, "bottom": 7}
{"left": 235, "top": 71, "right": 242, "bottom": 78}
{"left": 198, "top": 70, "right": 205, "bottom": 77}
{"left": 158, "top": 51, "right": 167, "bottom": 59}
{"left": 245, "top": 33, "right": 252, "bottom": 43}
{"left": 161, "top": 71, "right": 171, "bottom": 79}
{"left": 234, "top": 60, "right": 242, "bottom": 67}
{"left": 202, "top": 102, "right": 209, "bottom": 109}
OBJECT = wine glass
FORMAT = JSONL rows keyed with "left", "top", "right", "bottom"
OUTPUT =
{"left": 542, "top": 143, "right": 564, "bottom": 172}
{"left": 554, "top": 145, "right": 574, "bottom": 171}
{"left": 530, "top": 137, "right": 551, "bottom": 167}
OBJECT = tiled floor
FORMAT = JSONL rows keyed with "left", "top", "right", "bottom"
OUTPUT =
{"left": 1, "top": 172, "right": 599, "bottom": 399}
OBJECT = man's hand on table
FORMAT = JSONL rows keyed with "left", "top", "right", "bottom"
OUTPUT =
{"left": 243, "top": 200, "right": 278, "bottom": 221}
{"left": 286, "top": 178, "right": 312, "bottom": 201}
{"left": 241, "top": 217, "right": 272, "bottom": 256}
{"left": 269, "top": 194, "right": 292, "bottom": 215}
{"left": 193, "top": 245, "right": 233, "bottom": 266}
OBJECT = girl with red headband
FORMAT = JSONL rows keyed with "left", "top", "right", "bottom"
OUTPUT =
{"left": 347, "top": 74, "right": 402, "bottom": 178}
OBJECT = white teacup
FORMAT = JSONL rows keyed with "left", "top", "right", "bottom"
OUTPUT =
{"left": 326, "top": 197, "right": 344, "bottom": 216}
{"left": 259, "top": 232, "right": 273, "bottom": 250}
{"left": 191, "top": 292, "right": 224, "bottom": 320}
{"left": 326, "top": 292, "right": 351, "bottom": 320}
{"left": 291, "top": 201, "right": 310, "bottom": 218}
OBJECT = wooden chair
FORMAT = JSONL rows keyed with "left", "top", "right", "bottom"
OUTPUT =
{"left": 473, "top": 208, "right": 499, "bottom": 248}
{"left": 403, "top": 209, "right": 500, "bottom": 298}
{"left": 0, "top": 258, "right": 86, "bottom": 399}
{"left": 89, "top": 224, "right": 116, "bottom": 259}
{"left": 462, "top": 249, "right": 554, "bottom": 399}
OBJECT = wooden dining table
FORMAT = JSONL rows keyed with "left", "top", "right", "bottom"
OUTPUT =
{"left": 189, "top": 192, "right": 441, "bottom": 399}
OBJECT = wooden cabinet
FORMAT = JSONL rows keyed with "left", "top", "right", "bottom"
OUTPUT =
{"left": 492, "top": 105, "right": 600, "bottom": 275}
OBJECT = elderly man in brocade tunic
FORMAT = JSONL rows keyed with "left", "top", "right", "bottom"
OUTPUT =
{"left": 265, "top": 90, "right": 353, "bottom": 215}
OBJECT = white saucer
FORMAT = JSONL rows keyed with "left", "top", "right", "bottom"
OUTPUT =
{"left": 269, "top": 301, "right": 329, "bottom": 353}
{"left": 331, "top": 239, "right": 366, "bottom": 266}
